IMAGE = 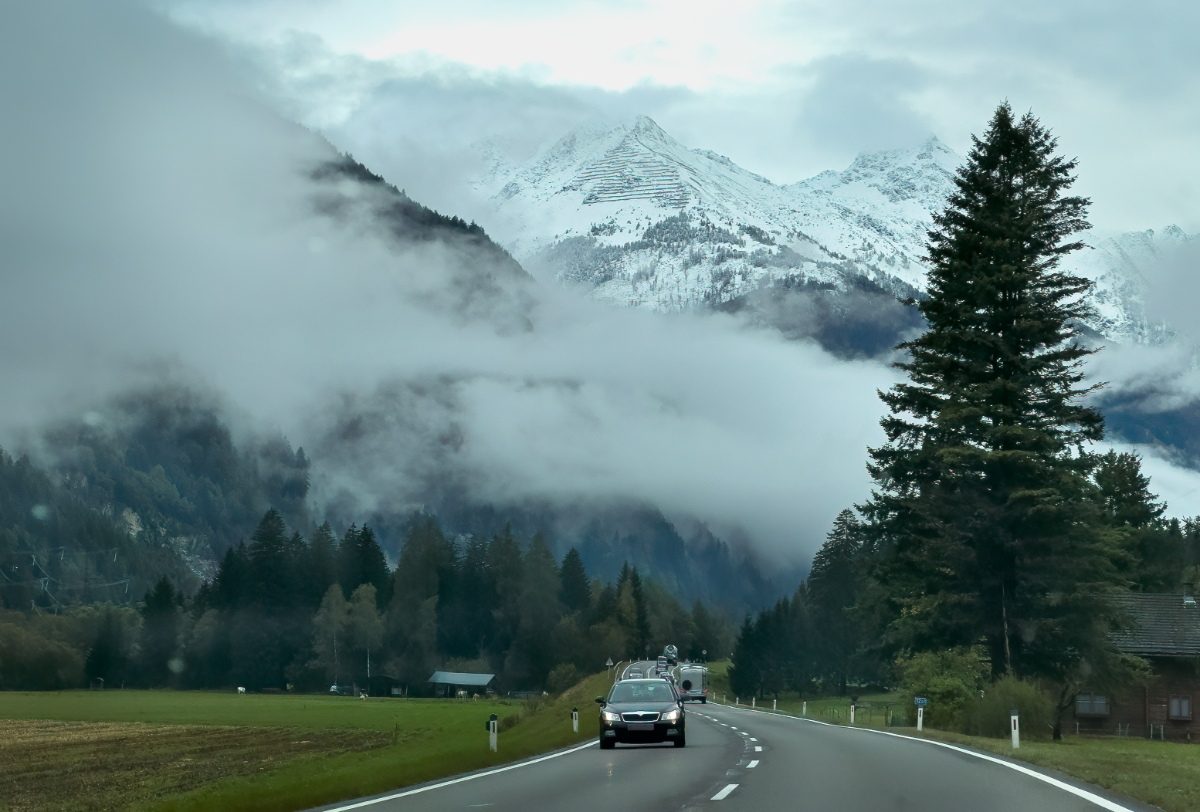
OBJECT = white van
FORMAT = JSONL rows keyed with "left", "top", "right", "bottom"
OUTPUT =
{"left": 676, "top": 666, "right": 707, "bottom": 703}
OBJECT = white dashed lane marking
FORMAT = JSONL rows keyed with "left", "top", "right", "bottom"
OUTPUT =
{"left": 711, "top": 784, "right": 739, "bottom": 801}
{"left": 747, "top": 760, "right": 759, "bottom": 769}
{"left": 754, "top": 746, "right": 763, "bottom": 752}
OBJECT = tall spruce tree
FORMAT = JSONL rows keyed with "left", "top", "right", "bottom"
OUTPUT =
{"left": 864, "top": 103, "right": 1123, "bottom": 695}
{"left": 807, "top": 509, "right": 866, "bottom": 694}
{"left": 137, "top": 576, "right": 181, "bottom": 686}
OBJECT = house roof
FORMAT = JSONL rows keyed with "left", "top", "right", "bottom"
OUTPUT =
{"left": 1110, "top": 592, "right": 1200, "bottom": 658}
{"left": 428, "top": 671, "right": 495, "bottom": 686}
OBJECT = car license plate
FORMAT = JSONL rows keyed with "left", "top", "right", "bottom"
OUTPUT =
{"left": 628, "top": 723, "right": 654, "bottom": 731}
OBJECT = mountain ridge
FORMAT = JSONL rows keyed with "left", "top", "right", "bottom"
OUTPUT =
{"left": 472, "top": 115, "right": 1192, "bottom": 346}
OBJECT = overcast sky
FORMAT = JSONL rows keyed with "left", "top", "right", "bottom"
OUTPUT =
{"left": 164, "top": 0, "right": 1200, "bottom": 234}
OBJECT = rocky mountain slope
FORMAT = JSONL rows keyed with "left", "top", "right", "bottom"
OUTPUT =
{"left": 473, "top": 116, "right": 1192, "bottom": 347}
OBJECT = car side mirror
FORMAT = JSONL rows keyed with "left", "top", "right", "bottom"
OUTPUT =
{"left": 594, "top": 696, "right": 605, "bottom": 706}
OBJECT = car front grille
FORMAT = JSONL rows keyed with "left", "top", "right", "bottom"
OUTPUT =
{"left": 621, "top": 711, "right": 661, "bottom": 723}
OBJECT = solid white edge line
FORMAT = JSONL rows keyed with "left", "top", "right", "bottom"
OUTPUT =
{"left": 711, "top": 783, "right": 739, "bottom": 801}
{"left": 747, "top": 760, "right": 759, "bottom": 769}
{"left": 321, "top": 739, "right": 598, "bottom": 811}
{"left": 710, "top": 703, "right": 1135, "bottom": 812}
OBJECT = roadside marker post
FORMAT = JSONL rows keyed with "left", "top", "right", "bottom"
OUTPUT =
{"left": 850, "top": 704, "right": 856, "bottom": 725}
{"left": 751, "top": 697, "right": 756, "bottom": 709}
{"left": 487, "top": 713, "right": 499, "bottom": 752}
{"left": 571, "top": 707, "right": 579, "bottom": 735}
{"left": 1011, "top": 710, "right": 1020, "bottom": 749}
{"left": 772, "top": 699, "right": 777, "bottom": 711}
{"left": 802, "top": 700, "right": 807, "bottom": 717}
{"left": 915, "top": 696, "right": 928, "bottom": 732}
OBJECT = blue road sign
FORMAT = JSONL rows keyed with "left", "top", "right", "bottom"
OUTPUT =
{"left": 915, "top": 696, "right": 928, "bottom": 707}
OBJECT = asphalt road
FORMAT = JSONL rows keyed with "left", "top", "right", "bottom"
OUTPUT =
{"left": 315, "top": 660, "right": 1148, "bottom": 812}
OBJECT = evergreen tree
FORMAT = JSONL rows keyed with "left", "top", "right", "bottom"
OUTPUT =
{"left": 247, "top": 509, "right": 290, "bottom": 608}
{"left": 385, "top": 514, "right": 455, "bottom": 684}
{"left": 506, "top": 532, "right": 562, "bottom": 687}
{"left": 558, "top": 547, "right": 591, "bottom": 614}
{"left": 807, "top": 510, "right": 866, "bottom": 694}
{"left": 1092, "top": 451, "right": 1176, "bottom": 591}
{"left": 338, "top": 524, "right": 390, "bottom": 604}
{"left": 306, "top": 522, "right": 338, "bottom": 606}
{"left": 85, "top": 606, "right": 131, "bottom": 687}
{"left": 863, "top": 103, "right": 1123, "bottom": 704}
{"left": 212, "top": 543, "right": 251, "bottom": 610}
{"left": 485, "top": 524, "right": 523, "bottom": 665}
{"left": 137, "top": 576, "right": 181, "bottom": 686}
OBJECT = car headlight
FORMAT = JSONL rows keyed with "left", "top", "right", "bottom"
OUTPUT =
{"left": 601, "top": 710, "right": 620, "bottom": 722}
{"left": 661, "top": 707, "right": 681, "bottom": 722}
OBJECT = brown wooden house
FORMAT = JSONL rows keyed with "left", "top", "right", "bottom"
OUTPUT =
{"left": 1073, "top": 592, "right": 1200, "bottom": 741}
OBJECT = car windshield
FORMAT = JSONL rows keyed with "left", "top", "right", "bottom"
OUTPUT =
{"left": 609, "top": 682, "right": 674, "bottom": 703}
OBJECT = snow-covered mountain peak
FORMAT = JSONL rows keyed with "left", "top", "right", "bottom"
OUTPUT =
{"left": 465, "top": 115, "right": 1185, "bottom": 343}
{"left": 794, "top": 135, "right": 959, "bottom": 213}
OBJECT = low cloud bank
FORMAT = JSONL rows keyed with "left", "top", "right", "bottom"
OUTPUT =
{"left": 1, "top": 2, "right": 894, "bottom": 565}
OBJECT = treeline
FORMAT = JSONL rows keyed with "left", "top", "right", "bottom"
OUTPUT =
{"left": 1, "top": 509, "right": 732, "bottom": 693}
{"left": 732, "top": 102, "right": 1200, "bottom": 740}
{"left": 731, "top": 488, "right": 1200, "bottom": 699}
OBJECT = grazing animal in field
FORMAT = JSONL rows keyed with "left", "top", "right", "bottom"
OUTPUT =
{"left": 472, "top": 693, "right": 479, "bottom": 702}
{"left": 236, "top": 687, "right": 246, "bottom": 694}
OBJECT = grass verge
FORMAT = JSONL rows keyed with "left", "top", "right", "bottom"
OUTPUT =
{"left": 723, "top": 691, "right": 1196, "bottom": 811}
{"left": 0, "top": 676, "right": 609, "bottom": 812}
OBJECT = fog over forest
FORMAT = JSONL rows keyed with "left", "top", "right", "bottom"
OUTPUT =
{"left": 3, "top": 1, "right": 1198, "bottom": 568}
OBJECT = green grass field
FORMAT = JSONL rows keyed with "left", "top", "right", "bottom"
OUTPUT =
{"left": 0, "top": 676, "right": 610, "bottom": 812}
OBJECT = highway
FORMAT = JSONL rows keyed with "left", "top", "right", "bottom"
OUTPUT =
{"left": 315, "top": 661, "right": 1149, "bottom": 812}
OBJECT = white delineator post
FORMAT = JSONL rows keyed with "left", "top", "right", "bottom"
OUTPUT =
{"left": 1011, "top": 711, "right": 1020, "bottom": 749}
{"left": 850, "top": 704, "right": 856, "bottom": 725}
{"left": 488, "top": 714, "right": 498, "bottom": 752}
{"left": 571, "top": 707, "right": 579, "bottom": 734}
{"left": 917, "top": 706, "right": 924, "bottom": 732}
{"left": 772, "top": 699, "right": 777, "bottom": 711}
{"left": 751, "top": 697, "right": 756, "bottom": 709}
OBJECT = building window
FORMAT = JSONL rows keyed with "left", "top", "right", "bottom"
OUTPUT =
{"left": 1169, "top": 696, "right": 1192, "bottom": 721}
{"left": 1075, "top": 693, "right": 1110, "bottom": 717}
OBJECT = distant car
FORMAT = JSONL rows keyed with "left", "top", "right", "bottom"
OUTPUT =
{"left": 677, "top": 666, "right": 707, "bottom": 703}
{"left": 625, "top": 669, "right": 644, "bottom": 679}
{"left": 595, "top": 678, "right": 686, "bottom": 749}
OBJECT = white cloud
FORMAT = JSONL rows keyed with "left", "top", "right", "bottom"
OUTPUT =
{"left": 1, "top": 1, "right": 893, "bottom": 565}
{"left": 163, "top": 0, "right": 1200, "bottom": 232}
